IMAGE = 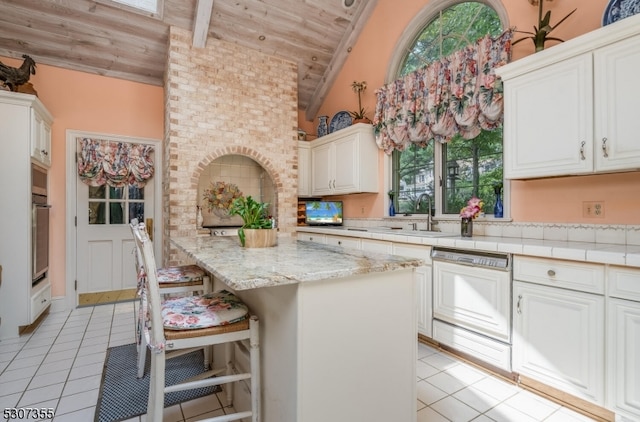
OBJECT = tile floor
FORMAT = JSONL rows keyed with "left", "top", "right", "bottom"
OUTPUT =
{"left": 0, "top": 302, "right": 598, "bottom": 422}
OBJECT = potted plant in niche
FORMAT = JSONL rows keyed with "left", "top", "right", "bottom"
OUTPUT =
{"left": 350, "top": 81, "right": 371, "bottom": 124}
{"left": 228, "top": 195, "right": 277, "bottom": 248}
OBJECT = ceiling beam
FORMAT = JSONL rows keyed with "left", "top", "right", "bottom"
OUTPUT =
{"left": 192, "top": 0, "right": 214, "bottom": 48}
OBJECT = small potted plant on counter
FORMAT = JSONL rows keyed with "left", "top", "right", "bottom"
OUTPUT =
{"left": 228, "top": 195, "right": 277, "bottom": 248}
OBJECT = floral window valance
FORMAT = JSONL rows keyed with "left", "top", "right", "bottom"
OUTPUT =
{"left": 373, "top": 29, "right": 513, "bottom": 154}
{"left": 77, "top": 137, "right": 155, "bottom": 187}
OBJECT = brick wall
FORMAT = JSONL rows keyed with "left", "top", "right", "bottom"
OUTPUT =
{"left": 164, "top": 26, "right": 298, "bottom": 265}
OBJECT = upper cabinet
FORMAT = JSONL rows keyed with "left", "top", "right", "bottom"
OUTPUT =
{"left": 310, "top": 123, "right": 379, "bottom": 196}
{"left": 298, "top": 141, "right": 312, "bottom": 197}
{"left": 31, "top": 106, "right": 52, "bottom": 167}
{"left": 496, "top": 14, "right": 640, "bottom": 179}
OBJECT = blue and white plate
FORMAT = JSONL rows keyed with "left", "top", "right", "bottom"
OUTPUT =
{"left": 603, "top": 0, "right": 640, "bottom": 25}
{"left": 329, "top": 111, "right": 353, "bottom": 133}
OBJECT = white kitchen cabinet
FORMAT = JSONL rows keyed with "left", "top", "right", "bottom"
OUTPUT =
{"left": 360, "top": 238, "right": 392, "bottom": 254}
{"left": 512, "top": 256, "right": 605, "bottom": 406}
{"left": 607, "top": 266, "right": 640, "bottom": 421}
{"left": 325, "top": 234, "right": 360, "bottom": 250}
{"left": 310, "top": 123, "right": 378, "bottom": 196}
{"left": 496, "top": 17, "right": 640, "bottom": 179}
{"left": 500, "top": 54, "right": 593, "bottom": 179}
{"left": 593, "top": 35, "right": 640, "bottom": 173}
{"left": 0, "top": 91, "right": 53, "bottom": 340}
{"left": 296, "top": 233, "right": 325, "bottom": 244}
{"left": 393, "top": 243, "right": 432, "bottom": 338}
{"left": 298, "top": 141, "right": 311, "bottom": 197}
{"left": 31, "top": 107, "right": 53, "bottom": 167}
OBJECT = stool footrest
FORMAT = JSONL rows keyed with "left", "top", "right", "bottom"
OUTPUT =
{"left": 164, "top": 373, "right": 252, "bottom": 394}
{"left": 203, "top": 411, "right": 253, "bottom": 422}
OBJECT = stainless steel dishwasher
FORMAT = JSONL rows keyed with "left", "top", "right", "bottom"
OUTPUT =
{"left": 431, "top": 247, "right": 513, "bottom": 372}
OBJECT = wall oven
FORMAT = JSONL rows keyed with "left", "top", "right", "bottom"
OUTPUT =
{"left": 431, "top": 247, "right": 513, "bottom": 372}
{"left": 32, "top": 164, "right": 50, "bottom": 285}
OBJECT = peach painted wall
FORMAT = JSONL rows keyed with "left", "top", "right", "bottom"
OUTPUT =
{"left": 304, "top": 0, "right": 640, "bottom": 225}
{"left": 1, "top": 56, "right": 164, "bottom": 297}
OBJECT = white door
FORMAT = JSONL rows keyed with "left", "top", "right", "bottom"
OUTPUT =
{"left": 76, "top": 145, "right": 156, "bottom": 295}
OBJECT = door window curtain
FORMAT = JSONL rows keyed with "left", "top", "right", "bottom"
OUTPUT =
{"left": 77, "top": 137, "right": 155, "bottom": 187}
{"left": 373, "top": 29, "right": 513, "bottom": 154}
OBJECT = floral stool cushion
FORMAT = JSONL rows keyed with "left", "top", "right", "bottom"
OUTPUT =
{"left": 161, "top": 290, "right": 249, "bottom": 330}
{"left": 157, "top": 265, "right": 206, "bottom": 284}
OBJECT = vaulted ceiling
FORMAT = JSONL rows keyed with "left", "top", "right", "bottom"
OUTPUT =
{"left": 0, "top": 0, "right": 377, "bottom": 120}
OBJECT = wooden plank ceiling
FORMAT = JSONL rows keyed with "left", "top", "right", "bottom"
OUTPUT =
{"left": 0, "top": 0, "right": 377, "bottom": 120}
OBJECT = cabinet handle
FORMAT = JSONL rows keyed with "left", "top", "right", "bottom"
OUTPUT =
{"left": 601, "top": 137, "right": 609, "bottom": 158}
{"left": 547, "top": 269, "right": 556, "bottom": 277}
{"left": 517, "top": 294, "right": 522, "bottom": 315}
{"left": 579, "top": 141, "right": 586, "bottom": 160}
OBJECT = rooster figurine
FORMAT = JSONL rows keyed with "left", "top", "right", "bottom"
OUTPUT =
{"left": 0, "top": 54, "right": 36, "bottom": 92}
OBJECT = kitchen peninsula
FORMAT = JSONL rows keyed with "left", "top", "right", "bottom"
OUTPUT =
{"left": 171, "top": 235, "right": 422, "bottom": 422}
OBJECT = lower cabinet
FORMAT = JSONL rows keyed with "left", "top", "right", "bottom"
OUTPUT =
{"left": 325, "top": 234, "right": 360, "bottom": 249}
{"left": 297, "top": 233, "right": 326, "bottom": 244}
{"left": 512, "top": 256, "right": 606, "bottom": 407}
{"left": 392, "top": 244, "right": 432, "bottom": 338}
{"left": 513, "top": 281, "right": 605, "bottom": 405}
{"left": 607, "top": 266, "right": 640, "bottom": 421}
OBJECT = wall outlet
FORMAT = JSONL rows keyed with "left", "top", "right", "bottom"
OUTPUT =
{"left": 583, "top": 201, "right": 605, "bottom": 218}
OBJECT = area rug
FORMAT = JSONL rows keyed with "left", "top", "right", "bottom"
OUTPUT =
{"left": 95, "top": 343, "right": 221, "bottom": 422}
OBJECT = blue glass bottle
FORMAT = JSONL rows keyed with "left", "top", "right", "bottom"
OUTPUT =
{"left": 494, "top": 192, "right": 503, "bottom": 218}
{"left": 389, "top": 200, "right": 396, "bottom": 217}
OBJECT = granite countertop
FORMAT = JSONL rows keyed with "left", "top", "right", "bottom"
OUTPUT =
{"left": 170, "top": 236, "right": 423, "bottom": 290}
{"left": 296, "top": 226, "right": 640, "bottom": 268}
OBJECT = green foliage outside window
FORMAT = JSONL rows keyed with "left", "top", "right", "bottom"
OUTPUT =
{"left": 392, "top": 1, "right": 504, "bottom": 216}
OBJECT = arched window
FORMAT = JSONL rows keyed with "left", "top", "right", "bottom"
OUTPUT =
{"left": 389, "top": 1, "right": 508, "bottom": 218}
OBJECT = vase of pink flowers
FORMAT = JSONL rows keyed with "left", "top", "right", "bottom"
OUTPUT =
{"left": 460, "top": 197, "right": 483, "bottom": 237}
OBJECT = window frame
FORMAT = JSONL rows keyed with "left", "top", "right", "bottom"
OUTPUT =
{"left": 384, "top": 0, "right": 511, "bottom": 221}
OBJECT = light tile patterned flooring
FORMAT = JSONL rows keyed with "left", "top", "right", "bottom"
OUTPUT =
{"left": 0, "top": 302, "right": 598, "bottom": 422}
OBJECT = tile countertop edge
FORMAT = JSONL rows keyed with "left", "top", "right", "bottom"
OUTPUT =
{"left": 171, "top": 236, "right": 424, "bottom": 291}
{"left": 296, "top": 227, "right": 640, "bottom": 268}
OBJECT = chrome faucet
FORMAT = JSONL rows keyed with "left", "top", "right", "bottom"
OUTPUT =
{"left": 416, "top": 193, "right": 432, "bottom": 231}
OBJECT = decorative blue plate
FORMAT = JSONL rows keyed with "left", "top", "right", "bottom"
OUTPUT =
{"left": 603, "top": 0, "right": 640, "bottom": 25}
{"left": 329, "top": 111, "right": 353, "bottom": 133}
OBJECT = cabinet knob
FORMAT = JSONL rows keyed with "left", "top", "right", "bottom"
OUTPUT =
{"left": 338, "top": 241, "right": 342, "bottom": 245}
{"left": 547, "top": 269, "right": 556, "bottom": 277}
{"left": 601, "top": 137, "right": 608, "bottom": 158}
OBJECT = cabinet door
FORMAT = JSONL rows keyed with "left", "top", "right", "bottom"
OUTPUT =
{"left": 30, "top": 109, "right": 52, "bottom": 167}
{"left": 503, "top": 54, "right": 593, "bottom": 179}
{"left": 513, "top": 281, "right": 604, "bottom": 405}
{"left": 297, "top": 233, "right": 326, "bottom": 244}
{"left": 594, "top": 34, "right": 640, "bottom": 172}
{"left": 360, "top": 239, "right": 392, "bottom": 254}
{"left": 325, "top": 235, "right": 360, "bottom": 249}
{"left": 298, "top": 142, "right": 311, "bottom": 196}
{"left": 607, "top": 298, "right": 640, "bottom": 420}
{"left": 393, "top": 244, "right": 432, "bottom": 337}
{"left": 332, "top": 135, "right": 358, "bottom": 194}
{"left": 311, "top": 142, "right": 332, "bottom": 196}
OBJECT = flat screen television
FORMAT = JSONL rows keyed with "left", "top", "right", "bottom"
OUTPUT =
{"left": 305, "top": 201, "right": 343, "bottom": 226}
